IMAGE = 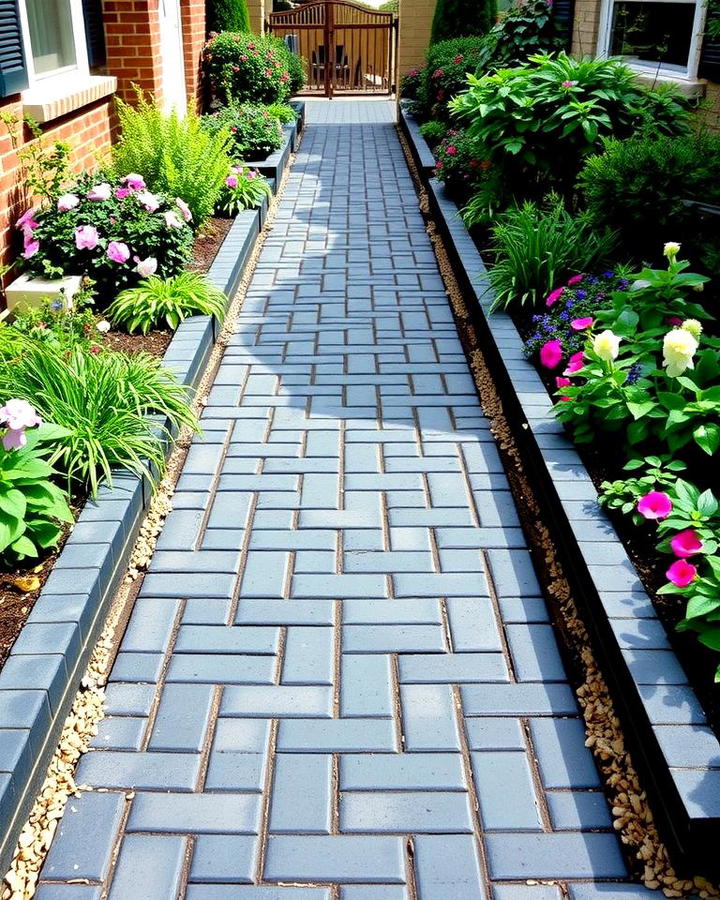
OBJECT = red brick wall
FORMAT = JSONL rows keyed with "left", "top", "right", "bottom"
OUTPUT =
{"left": 181, "top": 0, "right": 207, "bottom": 113}
{"left": 103, "top": 0, "right": 164, "bottom": 104}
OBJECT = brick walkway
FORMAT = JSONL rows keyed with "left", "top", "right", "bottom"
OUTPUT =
{"left": 36, "top": 100, "right": 655, "bottom": 899}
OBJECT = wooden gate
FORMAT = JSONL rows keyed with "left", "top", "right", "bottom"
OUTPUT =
{"left": 268, "top": 1, "right": 395, "bottom": 97}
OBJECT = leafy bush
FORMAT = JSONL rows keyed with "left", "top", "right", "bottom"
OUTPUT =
{"left": 419, "top": 120, "right": 448, "bottom": 147}
{"left": 206, "top": 0, "right": 250, "bottom": 33}
{"left": 113, "top": 90, "right": 232, "bottom": 226}
{"left": 431, "top": 0, "right": 497, "bottom": 45}
{"left": 8, "top": 282, "right": 104, "bottom": 351}
{"left": 434, "top": 128, "right": 491, "bottom": 198}
{"left": 22, "top": 172, "right": 193, "bottom": 299}
{"left": 0, "top": 403, "right": 73, "bottom": 565}
{"left": 450, "top": 53, "right": 690, "bottom": 201}
{"left": 418, "top": 37, "right": 489, "bottom": 120}
{"left": 488, "top": 196, "right": 617, "bottom": 310}
{"left": 203, "top": 104, "right": 283, "bottom": 160}
{"left": 578, "top": 132, "right": 720, "bottom": 267}
{"left": 108, "top": 272, "right": 227, "bottom": 334}
{"left": 204, "top": 32, "right": 296, "bottom": 105}
{"left": 480, "top": 0, "right": 566, "bottom": 69}
{"left": 265, "top": 102, "right": 297, "bottom": 124}
{"left": 217, "top": 165, "right": 272, "bottom": 217}
{"left": 284, "top": 49, "right": 306, "bottom": 95}
{"left": 401, "top": 67, "right": 424, "bottom": 100}
{"left": 0, "top": 339, "right": 197, "bottom": 495}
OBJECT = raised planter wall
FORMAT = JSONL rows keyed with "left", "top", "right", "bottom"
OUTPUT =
{"left": 399, "top": 106, "right": 720, "bottom": 877}
{"left": 0, "top": 128, "right": 296, "bottom": 874}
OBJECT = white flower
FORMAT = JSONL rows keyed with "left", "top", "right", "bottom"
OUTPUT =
{"left": 96, "top": 320, "right": 111, "bottom": 334}
{"left": 136, "top": 190, "right": 160, "bottom": 212}
{"left": 57, "top": 193, "right": 80, "bottom": 212}
{"left": 134, "top": 256, "right": 158, "bottom": 277}
{"left": 593, "top": 329, "right": 621, "bottom": 362}
{"left": 663, "top": 328, "right": 698, "bottom": 378}
{"left": 175, "top": 197, "right": 192, "bottom": 223}
{"left": 681, "top": 319, "right": 702, "bottom": 340}
{"left": 164, "top": 210, "right": 183, "bottom": 229}
{"left": 663, "top": 241, "right": 681, "bottom": 260}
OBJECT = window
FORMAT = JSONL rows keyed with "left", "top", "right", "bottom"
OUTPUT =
{"left": 598, "top": 0, "right": 706, "bottom": 78}
{"left": 17, "top": 0, "right": 89, "bottom": 84}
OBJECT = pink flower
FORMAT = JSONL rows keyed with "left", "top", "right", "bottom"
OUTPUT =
{"left": 122, "top": 173, "right": 146, "bottom": 191}
{"left": 107, "top": 241, "right": 130, "bottom": 263}
{"left": 0, "top": 398, "right": 41, "bottom": 431}
{"left": 164, "top": 211, "right": 183, "bottom": 229}
{"left": 571, "top": 317, "right": 594, "bottom": 331}
{"left": 637, "top": 491, "right": 672, "bottom": 520}
{"left": 16, "top": 208, "right": 38, "bottom": 231}
{"left": 175, "top": 198, "right": 192, "bottom": 222}
{"left": 134, "top": 256, "right": 158, "bottom": 277}
{"left": 115, "top": 187, "right": 131, "bottom": 200}
{"left": 22, "top": 237, "right": 39, "bottom": 259}
{"left": 565, "top": 351, "right": 585, "bottom": 374}
{"left": 240, "top": 54, "right": 248, "bottom": 61}
{"left": 670, "top": 529, "right": 703, "bottom": 558}
{"left": 57, "top": 193, "right": 80, "bottom": 212}
{"left": 567, "top": 274, "right": 584, "bottom": 286}
{"left": 2, "top": 428, "right": 26, "bottom": 450}
{"left": 136, "top": 191, "right": 159, "bottom": 212}
{"left": 89, "top": 345, "right": 101, "bottom": 354}
{"left": 546, "top": 286, "right": 565, "bottom": 307}
{"left": 226, "top": 174, "right": 239, "bottom": 188}
{"left": 562, "top": 79, "right": 578, "bottom": 88}
{"left": 555, "top": 376, "right": 571, "bottom": 400}
{"left": 540, "top": 339, "right": 563, "bottom": 370}
{"left": 87, "top": 182, "right": 112, "bottom": 201}
{"left": 75, "top": 225, "right": 99, "bottom": 250}
{"left": 667, "top": 316, "right": 683, "bottom": 326}
{"left": 446, "top": 145, "right": 457, "bottom": 156}
{"left": 666, "top": 559, "right": 697, "bottom": 587}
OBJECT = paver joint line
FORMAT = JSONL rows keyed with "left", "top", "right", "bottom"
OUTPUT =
{"left": 36, "top": 98, "right": 634, "bottom": 899}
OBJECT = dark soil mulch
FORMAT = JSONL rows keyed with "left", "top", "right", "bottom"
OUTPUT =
{"left": 189, "top": 216, "right": 234, "bottom": 274}
{"left": 104, "top": 329, "right": 173, "bottom": 358}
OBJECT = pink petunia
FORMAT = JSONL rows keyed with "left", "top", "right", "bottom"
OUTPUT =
{"left": 22, "top": 238, "right": 39, "bottom": 259}
{"left": 115, "top": 187, "right": 131, "bottom": 200}
{"left": 666, "top": 559, "right": 697, "bottom": 587}
{"left": 122, "top": 173, "right": 146, "bottom": 191}
{"left": 0, "top": 398, "right": 41, "bottom": 431}
{"left": 545, "top": 286, "right": 565, "bottom": 307}
{"left": 670, "top": 529, "right": 703, "bottom": 558}
{"left": 570, "top": 316, "right": 594, "bottom": 331}
{"left": 16, "top": 208, "right": 38, "bottom": 231}
{"left": 637, "top": 491, "right": 672, "bottom": 520}
{"left": 567, "top": 274, "right": 584, "bottom": 286}
{"left": 565, "top": 351, "right": 585, "bottom": 374}
{"left": 87, "top": 183, "right": 112, "bottom": 201}
{"left": 75, "top": 225, "right": 99, "bottom": 250}
{"left": 539, "top": 339, "right": 563, "bottom": 370}
{"left": 555, "top": 376, "right": 571, "bottom": 400}
{"left": 107, "top": 241, "right": 130, "bottom": 263}
{"left": 2, "top": 428, "right": 26, "bottom": 451}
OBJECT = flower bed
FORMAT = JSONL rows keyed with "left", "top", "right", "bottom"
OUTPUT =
{"left": 400, "top": 104, "right": 720, "bottom": 878}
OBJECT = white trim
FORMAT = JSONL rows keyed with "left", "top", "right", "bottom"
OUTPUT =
{"left": 17, "top": 0, "right": 90, "bottom": 89}
{"left": 596, "top": 0, "right": 707, "bottom": 79}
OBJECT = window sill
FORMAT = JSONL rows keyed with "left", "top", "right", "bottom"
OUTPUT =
{"left": 631, "top": 67, "right": 707, "bottom": 99}
{"left": 22, "top": 75, "right": 117, "bottom": 124}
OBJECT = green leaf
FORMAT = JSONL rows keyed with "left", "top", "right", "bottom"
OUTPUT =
{"left": 694, "top": 423, "right": 720, "bottom": 457}
{"left": 10, "top": 534, "right": 37, "bottom": 560}
{"left": 686, "top": 594, "right": 720, "bottom": 620}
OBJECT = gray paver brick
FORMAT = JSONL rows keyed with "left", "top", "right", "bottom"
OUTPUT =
{"left": 340, "top": 753, "right": 465, "bottom": 790}
{"left": 340, "top": 654, "right": 393, "bottom": 717}
{"left": 148, "top": 683, "right": 215, "bottom": 751}
{"left": 401, "top": 683, "right": 461, "bottom": 751}
{"left": 485, "top": 833, "right": 627, "bottom": 879}
{"left": 414, "top": 834, "right": 486, "bottom": 900}
{"left": 340, "top": 790, "right": 473, "bottom": 833}
{"left": 126, "top": 792, "right": 261, "bottom": 834}
{"left": 277, "top": 718, "right": 397, "bottom": 753}
{"left": 471, "top": 751, "right": 542, "bottom": 831}
{"left": 189, "top": 835, "right": 257, "bottom": 883}
{"left": 264, "top": 835, "right": 406, "bottom": 883}
{"left": 269, "top": 754, "right": 332, "bottom": 833}
{"left": 77, "top": 751, "right": 200, "bottom": 791}
{"left": 108, "top": 834, "right": 186, "bottom": 900}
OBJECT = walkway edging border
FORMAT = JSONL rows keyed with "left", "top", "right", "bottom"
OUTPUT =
{"left": 399, "top": 105, "right": 720, "bottom": 877}
{"left": 0, "top": 122, "right": 297, "bottom": 875}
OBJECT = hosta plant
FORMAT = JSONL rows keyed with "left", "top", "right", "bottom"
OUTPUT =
{"left": 108, "top": 273, "right": 227, "bottom": 334}
{"left": 217, "top": 165, "right": 272, "bottom": 217}
{"left": 0, "top": 400, "right": 73, "bottom": 565}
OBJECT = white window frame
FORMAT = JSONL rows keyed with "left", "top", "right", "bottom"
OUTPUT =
{"left": 597, "top": 0, "right": 707, "bottom": 80}
{"left": 16, "top": 0, "right": 90, "bottom": 88}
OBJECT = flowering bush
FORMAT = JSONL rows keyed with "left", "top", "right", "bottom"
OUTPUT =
{"left": 20, "top": 172, "right": 193, "bottom": 299}
{"left": 0, "top": 399, "right": 73, "bottom": 565}
{"left": 417, "top": 37, "right": 490, "bottom": 121}
{"left": 204, "top": 32, "right": 296, "bottom": 105}
{"left": 217, "top": 165, "right": 272, "bottom": 217}
{"left": 433, "top": 128, "right": 491, "bottom": 199}
{"left": 203, "top": 104, "right": 283, "bottom": 160}
{"left": 8, "top": 283, "right": 105, "bottom": 352}
{"left": 401, "top": 67, "right": 424, "bottom": 100}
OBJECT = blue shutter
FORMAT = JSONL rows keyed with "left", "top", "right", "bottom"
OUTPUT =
{"left": 82, "top": 0, "right": 106, "bottom": 69}
{"left": 552, "top": 0, "right": 575, "bottom": 51}
{"left": 0, "top": 0, "right": 28, "bottom": 97}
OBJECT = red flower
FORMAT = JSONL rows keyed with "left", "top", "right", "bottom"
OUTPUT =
{"left": 452, "top": 55, "right": 464, "bottom": 63}
{"left": 433, "top": 68, "right": 444, "bottom": 79}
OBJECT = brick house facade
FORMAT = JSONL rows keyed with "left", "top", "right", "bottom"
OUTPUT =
{"left": 0, "top": 0, "right": 207, "bottom": 273}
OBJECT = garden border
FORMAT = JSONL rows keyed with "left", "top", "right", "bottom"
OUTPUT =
{"left": 399, "top": 105, "right": 720, "bottom": 877}
{"left": 0, "top": 126, "right": 296, "bottom": 874}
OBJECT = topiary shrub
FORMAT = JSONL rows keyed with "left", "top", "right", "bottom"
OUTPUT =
{"left": 204, "top": 32, "right": 305, "bottom": 104}
{"left": 431, "top": 0, "right": 497, "bottom": 45}
{"left": 206, "top": 0, "right": 251, "bottom": 34}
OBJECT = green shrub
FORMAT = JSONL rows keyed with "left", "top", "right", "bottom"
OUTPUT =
{"left": 108, "top": 272, "right": 227, "bottom": 335}
{"left": 417, "top": 37, "right": 489, "bottom": 120}
{"left": 433, "top": 127, "right": 490, "bottom": 198}
{"left": 419, "top": 120, "right": 448, "bottom": 147}
{"left": 578, "top": 132, "right": 720, "bottom": 266}
{"left": 113, "top": 90, "right": 232, "bottom": 227}
{"left": 206, "top": 0, "right": 250, "bottom": 33}
{"left": 480, "top": 0, "right": 566, "bottom": 69}
{"left": 204, "top": 32, "right": 295, "bottom": 105}
{"left": 265, "top": 102, "right": 297, "bottom": 124}
{"left": 284, "top": 49, "right": 306, "bottom": 95}
{"left": 487, "top": 196, "right": 617, "bottom": 310}
{"left": 431, "top": 0, "right": 497, "bottom": 45}
{"left": 450, "top": 52, "right": 690, "bottom": 202}
{"left": 0, "top": 339, "right": 197, "bottom": 496}
{"left": 217, "top": 164, "right": 272, "bottom": 216}
{"left": 203, "top": 104, "right": 283, "bottom": 159}
{"left": 401, "top": 67, "right": 424, "bottom": 101}
{"left": 23, "top": 172, "right": 194, "bottom": 299}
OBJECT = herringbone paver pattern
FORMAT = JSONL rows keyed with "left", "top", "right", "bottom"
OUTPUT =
{"left": 37, "top": 100, "right": 653, "bottom": 899}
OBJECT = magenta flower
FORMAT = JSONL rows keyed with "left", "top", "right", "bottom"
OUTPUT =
{"left": 565, "top": 351, "right": 585, "bottom": 374}
{"left": 561, "top": 80, "right": 578, "bottom": 88}
{"left": 567, "top": 274, "right": 584, "bottom": 286}
{"left": 226, "top": 174, "right": 239, "bottom": 188}
{"left": 134, "top": 256, "right": 158, "bottom": 277}
{"left": 666, "top": 316, "right": 683, "bottom": 326}
{"left": 446, "top": 145, "right": 457, "bottom": 156}
{"left": 136, "top": 191, "right": 160, "bottom": 212}
{"left": 555, "top": 376, "right": 571, "bottom": 400}
{"left": 666, "top": 559, "right": 697, "bottom": 587}
{"left": 107, "top": 241, "right": 130, "bottom": 263}
{"left": 0, "top": 398, "right": 41, "bottom": 431}
{"left": 115, "top": 187, "right": 131, "bottom": 200}
{"left": 175, "top": 198, "right": 192, "bottom": 222}
{"left": 571, "top": 316, "right": 594, "bottom": 331}
{"left": 75, "top": 225, "right": 99, "bottom": 250}
{"left": 670, "top": 529, "right": 703, "bottom": 558}
{"left": 122, "top": 173, "right": 146, "bottom": 191}
{"left": 87, "top": 183, "right": 112, "bottom": 201}
{"left": 637, "top": 491, "right": 672, "bottom": 520}
{"left": 546, "top": 286, "right": 565, "bottom": 307}
{"left": 16, "top": 208, "right": 38, "bottom": 231}
{"left": 540, "top": 339, "right": 563, "bottom": 370}
{"left": 22, "top": 237, "right": 39, "bottom": 259}
{"left": 57, "top": 193, "right": 80, "bottom": 212}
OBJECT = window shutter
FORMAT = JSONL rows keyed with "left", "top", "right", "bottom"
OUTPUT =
{"left": 82, "top": 0, "right": 106, "bottom": 69}
{"left": 699, "top": 22, "right": 720, "bottom": 81}
{"left": 0, "top": 0, "right": 28, "bottom": 98}
{"left": 552, "top": 0, "right": 575, "bottom": 51}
